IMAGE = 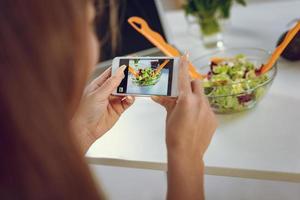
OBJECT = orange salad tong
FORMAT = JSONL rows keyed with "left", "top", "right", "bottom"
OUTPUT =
{"left": 129, "top": 16, "right": 300, "bottom": 77}
{"left": 128, "top": 65, "right": 139, "bottom": 77}
{"left": 260, "top": 20, "right": 300, "bottom": 74}
{"left": 127, "top": 59, "right": 170, "bottom": 77}
{"left": 155, "top": 59, "right": 170, "bottom": 75}
{"left": 128, "top": 16, "right": 205, "bottom": 80}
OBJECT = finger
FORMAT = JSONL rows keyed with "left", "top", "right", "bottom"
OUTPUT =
{"left": 194, "top": 81, "right": 210, "bottom": 106}
{"left": 151, "top": 96, "right": 176, "bottom": 111}
{"left": 151, "top": 96, "right": 171, "bottom": 106}
{"left": 178, "top": 54, "right": 192, "bottom": 95}
{"left": 191, "top": 79, "right": 203, "bottom": 95}
{"left": 191, "top": 79, "right": 208, "bottom": 107}
{"left": 108, "top": 96, "right": 124, "bottom": 116}
{"left": 87, "top": 67, "right": 112, "bottom": 93}
{"left": 109, "top": 95, "right": 135, "bottom": 115}
{"left": 121, "top": 96, "right": 135, "bottom": 110}
{"left": 95, "top": 65, "right": 127, "bottom": 98}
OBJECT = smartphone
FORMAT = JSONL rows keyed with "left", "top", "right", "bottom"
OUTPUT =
{"left": 112, "top": 56, "right": 179, "bottom": 97}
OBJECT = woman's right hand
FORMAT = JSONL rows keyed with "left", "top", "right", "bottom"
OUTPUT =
{"left": 152, "top": 55, "right": 217, "bottom": 160}
{"left": 152, "top": 55, "right": 217, "bottom": 200}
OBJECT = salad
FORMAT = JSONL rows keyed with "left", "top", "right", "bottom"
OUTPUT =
{"left": 132, "top": 67, "right": 161, "bottom": 86}
{"left": 202, "top": 54, "right": 270, "bottom": 113}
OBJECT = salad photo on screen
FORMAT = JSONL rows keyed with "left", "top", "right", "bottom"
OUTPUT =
{"left": 125, "top": 58, "right": 172, "bottom": 96}
{"left": 131, "top": 59, "right": 162, "bottom": 86}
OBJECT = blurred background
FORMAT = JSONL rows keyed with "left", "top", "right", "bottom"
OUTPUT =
{"left": 90, "top": 1, "right": 300, "bottom": 199}
{"left": 96, "top": 0, "right": 299, "bottom": 65}
{"left": 161, "top": 0, "right": 287, "bottom": 10}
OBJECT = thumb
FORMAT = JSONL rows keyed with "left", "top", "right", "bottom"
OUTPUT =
{"left": 94, "top": 65, "right": 126, "bottom": 98}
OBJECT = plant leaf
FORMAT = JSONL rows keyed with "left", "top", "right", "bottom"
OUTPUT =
{"left": 235, "top": 0, "right": 247, "bottom": 6}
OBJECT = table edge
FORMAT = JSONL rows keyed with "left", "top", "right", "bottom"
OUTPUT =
{"left": 87, "top": 157, "right": 300, "bottom": 183}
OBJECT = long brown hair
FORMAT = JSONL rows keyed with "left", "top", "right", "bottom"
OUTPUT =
{"left": 0, "top": 0, "right": 103, "bottom": 199}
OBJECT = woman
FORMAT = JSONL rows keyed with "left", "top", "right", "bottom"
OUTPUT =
{"left": 0, "top": 0, "right": 217, "bottom": 199}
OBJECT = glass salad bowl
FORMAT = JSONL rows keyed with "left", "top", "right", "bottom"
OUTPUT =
{"left": 132, "top": 67, "right": 162, "bottom": 86}
{"left": 192, "top": 48, "right": 277, "bottom": 114}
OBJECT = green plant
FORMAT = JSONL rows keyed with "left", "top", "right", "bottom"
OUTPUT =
{"left": 133, "top": 59, "right": 139, "bottom": 65}
{"left": 184, "top": 0, "right": 246, "bottom": 36}
{"left": 220, "top": 0, "right": 246, "bottom": 18}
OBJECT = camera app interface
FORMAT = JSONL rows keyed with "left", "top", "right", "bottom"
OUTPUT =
{"left": 117, "top": 58, "right": 174, "bottom": 96}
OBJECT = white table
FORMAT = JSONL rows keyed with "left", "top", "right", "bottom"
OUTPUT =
{"left": 87, "top": 0, "right": 300, "bottom": 182}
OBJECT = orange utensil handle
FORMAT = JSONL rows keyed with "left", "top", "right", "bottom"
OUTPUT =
{"left": 261, "top": 20, "right": 300, "bottom": 74}
{"left": 128, "top": 65, "right": 139, "bottom": 77}
{"left": 211, "top": 57, "right": 226, "bottom": 63}
{"left": 155, "top": 59, "right": 170, "bottom": 75}
{"left": 128, "top": 16, "right": 205, "bottom": 80}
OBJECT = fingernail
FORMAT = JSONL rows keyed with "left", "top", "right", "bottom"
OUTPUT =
{"left": 119, "top": 65, "right": 127, "bottom": 72}
{"left": 126, "top": 96, "right": 133, "bottom": 103}
{"left": 151, "top": 96, "right": 158, "bottom": 101}
{"left": 184, "top": 50, "right": 190, "bottom": 60}
{"left": 117, "top": 65, "right": 127, "bottom": 77}
{"left": 183, "top": 51, "right": 190, "bottom": 61}
{"left": 186, "top": 52, "right": 190, "bottom": 59}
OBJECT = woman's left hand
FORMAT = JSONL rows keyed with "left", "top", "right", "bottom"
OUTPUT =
{"left": 72, "top": 65, "right": 134, "bottom": 152}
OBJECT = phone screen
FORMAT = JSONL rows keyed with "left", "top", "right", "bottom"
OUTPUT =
{"left": 117, "top": 58, "right": 174, "bottom": 96}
